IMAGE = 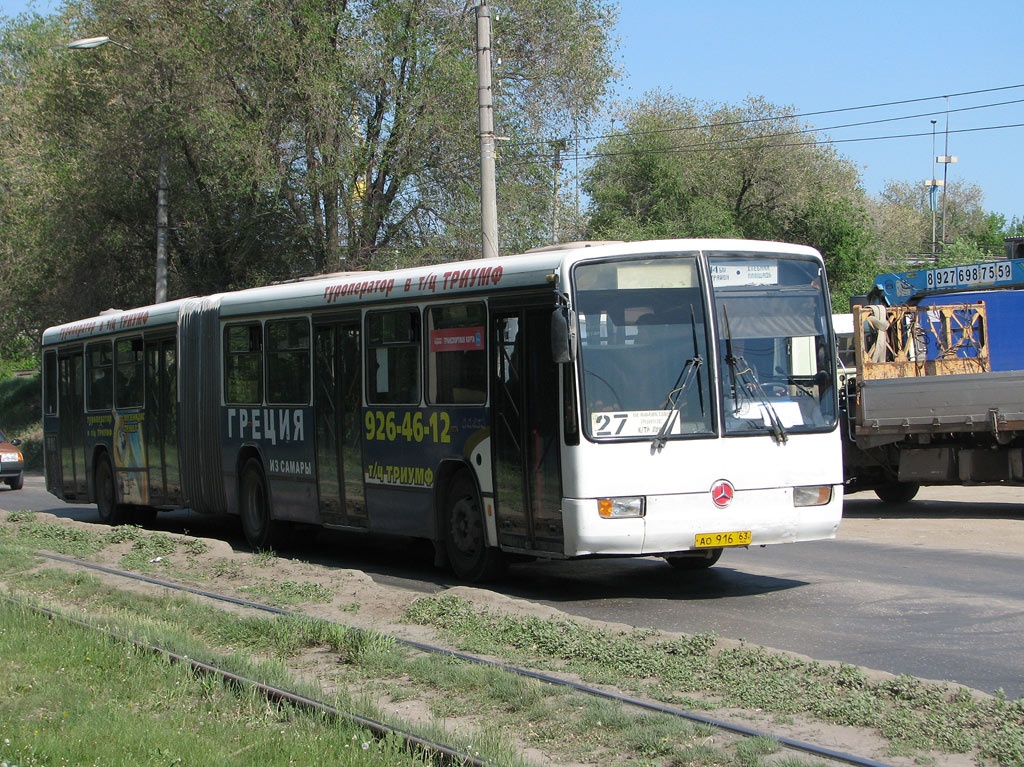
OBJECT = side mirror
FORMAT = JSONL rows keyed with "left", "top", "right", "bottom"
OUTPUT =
{"left": 11, "top": 438, "right": 22, "bottom": 447}
{"left": 551, "top": 307, "right": 577, "bottom": 364}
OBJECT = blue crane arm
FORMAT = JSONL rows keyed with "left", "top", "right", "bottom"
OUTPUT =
{"left": 870, "top": 258, "right": 1024, "bottom": 306}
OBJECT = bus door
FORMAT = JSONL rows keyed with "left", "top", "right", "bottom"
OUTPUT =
{"left": 491, "top": 301, "right": 564, "bottom": 553}
{"left": 58, "top": 350, "right": 87, "bottom": 498}
{"left": 144, "top": 338, "right": 182, "bottom": 506}
{"left": 43, "top": 351, "right": 61, "bottom": 493}
{"left": 313, "top": 320, "right": 367, "bottom": 527}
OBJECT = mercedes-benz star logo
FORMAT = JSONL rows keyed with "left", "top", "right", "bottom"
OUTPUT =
{"left": 710, "top": 480, "right": 735, "bottom": 508}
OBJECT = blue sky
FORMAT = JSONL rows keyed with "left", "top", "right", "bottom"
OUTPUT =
{"left": 613, "top": 0, "right": 1023, "bottom": 222}
{"left": 4, "top": 0, "right": 1021, "bottom": 222}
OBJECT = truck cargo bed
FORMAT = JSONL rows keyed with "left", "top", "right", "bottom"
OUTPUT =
{"left": 857, "top": 370, "right": 1024, "bottom": 439}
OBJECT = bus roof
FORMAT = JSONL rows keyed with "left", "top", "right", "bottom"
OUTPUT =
{"left": 41, "top": 239, "right": 822, "bottom": 345}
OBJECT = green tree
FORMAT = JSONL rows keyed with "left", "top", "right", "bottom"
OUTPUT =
{"left": 0, "top": 0, "right": 617, "bottom": 344}
{"left": 870, "top": 178, "right": 1005, "bottom": 265}
{"left": 936, "top": 238, "right": 985, "bottom": 267}
{"left": 583, "top": 91, "right": 877, "bottom": 309}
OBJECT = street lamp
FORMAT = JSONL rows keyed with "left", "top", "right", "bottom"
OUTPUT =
{"left": 67, "top": 35, "right": 130, "bottom": 51}
{"left": 67, "top": 35, "right": 169, "bottom": 304}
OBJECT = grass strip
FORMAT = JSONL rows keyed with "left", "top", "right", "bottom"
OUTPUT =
{"left": 0, "top": 598, "right": 430, "bottom": 767}
{"left": 0, "top": 543, "right": 815, "bottom": 767}
{"left": 10, "top": 513, "right": 1018, "bottom": 765}
{"left": 403, "top": 594, "right": 1024, "bottom": 766}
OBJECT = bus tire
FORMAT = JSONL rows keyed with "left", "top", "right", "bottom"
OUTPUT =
{"left": 874, "top": 482, "right": 919, "bottom": 504}
{"left": 665, "top": 548, "right": 723, "bottom": 570}
{"left": 95, "top": 454, "right": 128, "bottom": 525}
{"left": 240, "top": 459, "right": 279, "bottom": 551}
{"left": 444, "top": 472, "right": 505, "bottom": 582}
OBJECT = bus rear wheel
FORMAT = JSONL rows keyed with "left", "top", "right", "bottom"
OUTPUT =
{"left": 444, "top": 472, "right": 505, "bottom": 582}
{"left": 665, "top": 548, "right": 723, "bottom": 570}
{"left": 95, "top": 454, "right": 127, "bottom": 525}
{"left": 240, "top": 459, "right": 280, "bottom": 551}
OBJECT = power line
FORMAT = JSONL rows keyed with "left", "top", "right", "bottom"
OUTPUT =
{"left": 504, "top": 82, "right": 1024, "bottom": 150}
{"left": 810, "top": 97, "right": 1024, "bottom": 137}
{"left": 593, "top": 101, "right": 1024, "bottom": 158}
{"left": 543, "top": 99, "right": 1024, "bottom": 161}
{"left": 440, "top": 87, "right": 1024, "bottom": 175}
{"left": 498, "top": 121, "right": 1024, "bottom": 169}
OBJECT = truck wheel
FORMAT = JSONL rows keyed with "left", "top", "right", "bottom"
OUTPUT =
{"left": 665, "top": 548, "right": 723, "bottom": 570}
{"left": 444, "top": 472, "right": 505, "bottom": 582}
{"left": 874, "top": 482, "right": 920, "bottom": 504}
{"left": 240, "top": 459, "right": 280, "bottom": 551}
{"left": 95, "top": 454, "right": 127, "bottom": 525}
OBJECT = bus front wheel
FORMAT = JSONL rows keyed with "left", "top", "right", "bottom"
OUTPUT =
{"left": 444, "top": 472, "right": 505, "bottom": 582}
{"left": 665, "top": 548, "right": 723, "bottom": 570}
{"left": 95, "top": 454, "right": 127, "bottom": 525}
{"left": 240, "top": 459, "right": 279, "bottom": 551}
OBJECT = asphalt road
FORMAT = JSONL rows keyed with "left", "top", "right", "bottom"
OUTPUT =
{"left": 3, "top": 476, "right": 1022, "bottom": 698}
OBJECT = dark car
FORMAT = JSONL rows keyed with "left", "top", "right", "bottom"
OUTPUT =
{"left": 0, "top": 428, "right": 25, "bottom": 490}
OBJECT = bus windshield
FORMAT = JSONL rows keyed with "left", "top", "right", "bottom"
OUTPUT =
{"left": 711, "top": 253, "right": 836, "bottom": 437}
{"left": 574, "top": 255, "right": 715, "bottom": 441}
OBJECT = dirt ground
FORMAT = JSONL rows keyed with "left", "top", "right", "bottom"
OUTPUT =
{"left": 2, "top": 483, "right": 1021, "bottom": 767}
{"left": 841, "top": 484, "right": 1024, "bottom": 554}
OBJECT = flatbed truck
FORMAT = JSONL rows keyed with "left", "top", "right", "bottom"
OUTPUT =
{"left": 841, "top": 258, "right": 1024, "bottom": 502}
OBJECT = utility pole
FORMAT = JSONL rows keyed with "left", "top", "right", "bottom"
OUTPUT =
{"left": 475, "top": 1, "right": 499, "bottom": 260}
{"left": 155, "top": 139, "right": 169, "bottom": 303}
{"left": 550, "top": 139, "right": 566, "bottom": 245}
{"left": 925, "top": 120, "right": 939, "bottom": 257}
{"left": 938, "top": 98, "right": 958, "bottom": 250}
{"left": 68, "top": 35, "right": 170, "bottom": 303}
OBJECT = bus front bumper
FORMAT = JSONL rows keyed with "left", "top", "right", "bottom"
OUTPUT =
{"left": 561, "top": 485, "right": 843, "bottom": 557}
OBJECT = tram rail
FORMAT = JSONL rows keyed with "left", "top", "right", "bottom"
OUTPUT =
{"left": 27, "top": 550, "right": 895, "bottom": 767}
{"left": 1, "top": 592, "right": 488, "bottom": 767}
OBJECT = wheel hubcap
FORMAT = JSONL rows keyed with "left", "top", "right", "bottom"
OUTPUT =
{"left": 451, "top": 498, "right": 479, "bottom": 555}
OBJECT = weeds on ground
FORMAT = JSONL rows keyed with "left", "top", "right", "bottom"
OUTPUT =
{"left": 208, "top": 558, "right": 244, "bottom": 579}
{"left": 119, "top": 531, "right": 179, "bottom": 570}
{"left": 252, "top": 549, "right": 278, "bottom": 568}
{"left": 0, "top": 512, "right": 335, "bottom": 608}
{"left": 0, "top": 510, "right": 109, "bottom": 558}
{"left": 239, "top": 577, "right": 333, "bottom": 606}
{"left": 1, "top": 561, "right": 784, "bottom": 767}
{"left": 0, "top": 598, "right": 438, "bottom": 767}
{"left": 403, "top": 593, "right": 1024, "bottom": 766}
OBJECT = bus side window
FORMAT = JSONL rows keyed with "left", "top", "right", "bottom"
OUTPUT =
{"left": 426, "top": 303, "right": 486, "bottom": 405}
{"left": 265, "top": 318, "right": 311, "bottom": 405}
{"left": 366, "top": 310, "right": 420, "bottom": 405}
{"left": 115, "top": 337, "right": 144, "bottom": 409}
{"left": 86, "top": 341, "right": 113, "bottom": 411}
{"left": 224, "top": 323, "right": 263, "bottom": 405}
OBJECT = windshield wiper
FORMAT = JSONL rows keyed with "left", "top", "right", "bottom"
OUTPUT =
{"left": 652, "top": 355, "right": 703, "bottom": 450}
{"left": 652, "top": 305, "right": 704, "bottom": 451}
{"left": 722, "top": 306, "right": 788, "bottom": 445}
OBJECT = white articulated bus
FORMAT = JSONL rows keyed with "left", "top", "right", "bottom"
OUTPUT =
{"left": 41, "top": 239, "right": 843, "bottom": 580}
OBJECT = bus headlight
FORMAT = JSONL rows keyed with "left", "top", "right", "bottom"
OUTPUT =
{"left": 793, "top": 485, "right": 832, "bottom": 507}
{"left": 598, "top": 496, "right": 645, "bottom": 519}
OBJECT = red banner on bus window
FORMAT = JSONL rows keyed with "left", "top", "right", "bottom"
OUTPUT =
{"left": 430, "top": 326, "right": 484, "bottom": 352}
